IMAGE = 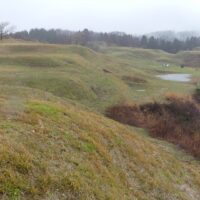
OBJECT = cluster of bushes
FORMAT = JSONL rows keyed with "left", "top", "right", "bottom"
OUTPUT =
{"left": 106, "top": 94, "right": 200, "bottom": 158}
{"left": 193, "top": 87, "right": 200, "bottom": 103}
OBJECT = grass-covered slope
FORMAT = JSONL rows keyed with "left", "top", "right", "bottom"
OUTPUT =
{"left": 0, "top": 41, "right": 199, "bottom": 113}
{"left": 0, "top": 86, "right": 199, "bottom": 200}
{"left": 175, "top": 50, "right": 200, "bottom": 68}
{"left": 0, "top": 40, "right": 199, "bottom": 199}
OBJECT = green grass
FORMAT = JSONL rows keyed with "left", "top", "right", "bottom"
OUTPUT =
{"left": 0, "top": 41, "right": 200, "bottom": 113}
{"left": 0, "top": 40, "right": 199, "bottom": 199}
{"left": 80, "top": 142, "right": 96, "bottom": 153}
{"left": 0, "top": 87, "right": 198, "bottom": 199}
{"left": 28, "top": 101, "right": 61, "bottom": 116}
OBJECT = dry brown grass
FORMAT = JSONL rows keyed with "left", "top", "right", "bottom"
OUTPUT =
{"left": 0, "top": 94, "right": 199, "bottom": 199}
{"left": 106, "top": 94, "right": 200, "bottom": 158}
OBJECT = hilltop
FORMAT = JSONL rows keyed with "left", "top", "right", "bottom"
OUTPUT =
{"left": 0, "top": 40, "right": 199, "bottom": 199}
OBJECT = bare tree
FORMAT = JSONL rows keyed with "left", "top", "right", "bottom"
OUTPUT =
{"left": 0, "top": 22, "right": 14, "bottom": 40}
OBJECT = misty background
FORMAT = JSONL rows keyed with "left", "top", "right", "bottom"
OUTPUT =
{"left": 1, "top": 0, "right": 200, "bottom": 34}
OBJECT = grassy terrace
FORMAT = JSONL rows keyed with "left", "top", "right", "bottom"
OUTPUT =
{"left": 0, "top": 41, "right": 199, "bottom": 113}
{"left": 0, "top": 40, "right": 199, "bottom": 199}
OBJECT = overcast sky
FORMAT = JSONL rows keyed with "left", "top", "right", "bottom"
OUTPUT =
{"left": 1, "top": 0, "right": 200, "bottom": 34}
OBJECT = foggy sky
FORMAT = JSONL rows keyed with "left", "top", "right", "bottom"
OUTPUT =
{"left": 1, "top": 0, "right": 200, "bottom": 34}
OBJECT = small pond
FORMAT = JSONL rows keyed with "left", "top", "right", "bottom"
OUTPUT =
{"left": 157, "top": 74, "right": 191, "bottom": 82}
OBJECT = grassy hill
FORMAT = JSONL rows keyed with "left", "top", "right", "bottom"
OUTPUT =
{"left": 0, "top": 86, "right": 199, "bottom": 199}
{"left": 0, "top": 40, "right": 199, "bottom": 199}
{"left": 0, "top": 41, "right": 199, "bottom": 113}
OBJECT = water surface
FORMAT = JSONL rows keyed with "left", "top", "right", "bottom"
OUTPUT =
{"left": 157, "top": 74, "right": 191, "bottom": 82}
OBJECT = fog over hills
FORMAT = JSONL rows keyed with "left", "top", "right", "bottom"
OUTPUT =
{"left": 147, "top": 31, "right": 200, "bottom": 41}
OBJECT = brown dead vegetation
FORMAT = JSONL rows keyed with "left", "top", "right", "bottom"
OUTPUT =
{"left": 106, "top": 94, "right": 200, "bottom": 158}
{"left": 193, "top": 88, "right": 200, "bottom": 103}
{"left": 103, "top": 68, "right": 112, "bottom": 73}
{"left": 122, "top": 76, "right": 147, "bottom": 84}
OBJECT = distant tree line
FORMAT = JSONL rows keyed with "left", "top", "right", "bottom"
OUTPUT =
{"left": 10, "top": 28, "right": 200, "bottom": 53}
